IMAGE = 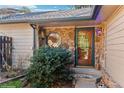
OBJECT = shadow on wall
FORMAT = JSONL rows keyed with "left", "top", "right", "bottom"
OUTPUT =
{"left": 16, "top": 55, "right": 31, "bottom": 69}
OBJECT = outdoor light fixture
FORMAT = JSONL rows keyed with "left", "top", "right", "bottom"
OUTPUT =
{"left": 96, "top": 27, "right": 102, "bottom": 36}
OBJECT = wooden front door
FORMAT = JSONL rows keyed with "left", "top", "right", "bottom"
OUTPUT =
{"left": 75, "top": 28, "right": 94, "bottom": 66}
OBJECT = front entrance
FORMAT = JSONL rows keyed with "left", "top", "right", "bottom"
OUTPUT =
{"left": 75, "top": 27, "right": 95, "bottom": 66}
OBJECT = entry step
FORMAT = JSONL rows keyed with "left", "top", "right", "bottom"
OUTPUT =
{"left": 71, "top": 67, "right": 102, "bottom": 77}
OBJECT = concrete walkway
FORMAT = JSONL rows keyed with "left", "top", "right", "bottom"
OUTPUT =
{"left": 71, "top": 67, "right": 102, "bottom": 88}
{"left": 75, "top": 78, "right": 96, "bottom": 88}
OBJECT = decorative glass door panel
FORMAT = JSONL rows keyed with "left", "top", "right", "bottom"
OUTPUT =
{"left": 77, "top": 30, "right": 92, "bottom": 65}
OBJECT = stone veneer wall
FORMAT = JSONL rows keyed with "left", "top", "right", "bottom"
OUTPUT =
{"left": 44, "top": 26, "right": 75, "bottom": 64}
{"left": 44, "top": 26, "right": 106, "bottom": 68}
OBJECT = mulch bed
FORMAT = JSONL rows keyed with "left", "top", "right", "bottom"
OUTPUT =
{"left": 23, "top": 80, "right": 75, "bottom": 88}
{"left": 52, "top": 81, "right": 74, "bottom": 88}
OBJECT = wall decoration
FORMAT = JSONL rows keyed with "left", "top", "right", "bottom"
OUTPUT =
{"left": 47, "top": 32, "right": 61, "bottom": 48}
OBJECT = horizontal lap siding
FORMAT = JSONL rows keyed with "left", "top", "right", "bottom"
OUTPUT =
{"left": 0, "top": 23, "right": 33, "bottom": 69}
{"left": 106, "top": 7, "right": 124, "bottom": 87}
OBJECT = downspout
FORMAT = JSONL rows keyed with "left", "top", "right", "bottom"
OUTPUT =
{"left": 30, "top": 24, "right": 37, "bottom": 54}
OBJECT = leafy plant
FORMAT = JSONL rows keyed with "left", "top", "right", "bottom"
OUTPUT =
{"left": 0, "top": 80, "right": 22, "bottom": 88}
{"left": 26, "top": 46, "right": 73, "bottom": 88}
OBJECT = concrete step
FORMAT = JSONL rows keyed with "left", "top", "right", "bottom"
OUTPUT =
{"left": 75, "top": 78, "right": 96, "bottom": 88}
{"left": 72, "top": 67, "right": 102, "bottom": 88}
{"left": 71, "top": 67, "right": 102, "bottom": 77}
{"left": 73, "top": 73, "right": 100, "bottom": 80}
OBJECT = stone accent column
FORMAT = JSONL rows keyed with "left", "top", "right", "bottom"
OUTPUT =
{"left": 95, "top": 25, "right": 105, "bottom": 70}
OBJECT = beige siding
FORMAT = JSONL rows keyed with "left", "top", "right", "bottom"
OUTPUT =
{"left": 0, "top": 23, "right": 33, "bottom": 69}
{"left": 106, "top": 7, "right": 124, "bottom": 87}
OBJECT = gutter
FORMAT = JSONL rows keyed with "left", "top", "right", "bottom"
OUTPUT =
{"left": 30, "top": 24, "right": 37, "bottom": 54}
{"left": 0, "top": 16, "right": 92, "bottom": 24}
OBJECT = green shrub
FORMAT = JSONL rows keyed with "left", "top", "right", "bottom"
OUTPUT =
{"left": 26, "top": 46, "right": 73, "bottom": 88}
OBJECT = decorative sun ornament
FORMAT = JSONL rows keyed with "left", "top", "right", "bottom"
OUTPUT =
{"left": 47, "top": 32, "right": 61, "bottom": 48}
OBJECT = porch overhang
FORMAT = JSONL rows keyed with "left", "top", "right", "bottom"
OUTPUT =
{"left": 0, "top": 5, "right": 120, "bottom": 27}
{"left": 0, "top": 5, "right": 101, "bottom": 24}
